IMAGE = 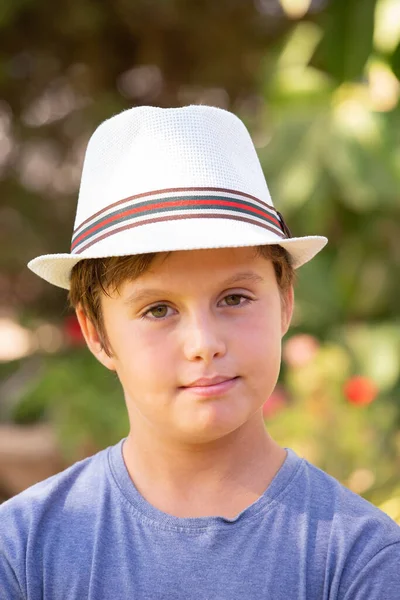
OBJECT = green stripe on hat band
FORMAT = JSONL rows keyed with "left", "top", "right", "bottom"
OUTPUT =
{"left": 72, "top": 212, "right": 286, "bottom": 255}
{"left": 72, "top": 186, "right": 278, "bottom": 234}
{"left": 71, "top": 194, "right": 281, "bottom": 246}
{"left": 71, "top": 195, "right": 285, "bottom": 252}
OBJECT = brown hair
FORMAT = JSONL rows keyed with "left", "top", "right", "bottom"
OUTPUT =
{"left": 69, "top": 245, "right": 295, "bottom": 356}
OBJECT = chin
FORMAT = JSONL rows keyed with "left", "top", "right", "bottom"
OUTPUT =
{"left": 179, "top": 427, "right": 238, "bottom": 445}
{"left": 179, "top": 408, "right": 253, "bottom": 444}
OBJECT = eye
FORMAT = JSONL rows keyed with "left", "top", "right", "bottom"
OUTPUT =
{"left": 142, "top": 304, "right": 174, "bottom": 320}
{"left": 221, "top": 294, "right": 252, "bottom": 307}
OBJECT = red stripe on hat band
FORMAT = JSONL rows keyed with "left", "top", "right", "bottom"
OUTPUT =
{"left": 71, "top": 198, "right": 282, "bottom": 251}
{"left": 72, "top": 186, "right": 277, "bottom": 234}
{"left": 73, "top": 212, "right": 286, "bottom": 255}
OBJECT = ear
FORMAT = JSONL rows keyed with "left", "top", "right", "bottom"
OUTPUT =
{"left": 280, "top": 285, "right": 294, "bottom": 337}
{"left": 75, "top": 306, "right": 116, "bottom": 371}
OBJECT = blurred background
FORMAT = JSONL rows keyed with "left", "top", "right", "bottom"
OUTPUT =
{"left": 1, "top": 0, "right": 399, "bottom": 520}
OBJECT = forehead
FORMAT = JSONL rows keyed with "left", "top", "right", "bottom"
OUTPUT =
{"left": 153, "top": 246, "right": 265, "bottom": 273}
{"left": 115, "top": 246, "right": 275, "bottom": 298}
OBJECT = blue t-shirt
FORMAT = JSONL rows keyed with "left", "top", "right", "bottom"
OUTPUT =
{"left": 1, "top": 439, "right": 399, "bottom": 599}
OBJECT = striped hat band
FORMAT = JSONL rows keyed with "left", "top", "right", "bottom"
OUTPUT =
{"left": 71, "top": 186, "right": 291, "bottom": 255}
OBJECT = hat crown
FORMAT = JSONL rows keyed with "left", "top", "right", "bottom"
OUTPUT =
{"left": 27, "top": 104, "right": 328, "bottom": 290}
{"left": 74, "top": 105, "right": 273, "bottom": 230}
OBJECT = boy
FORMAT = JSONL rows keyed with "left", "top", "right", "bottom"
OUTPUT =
{"left": 1, "top": 105, "right": 399, "bottom": 599}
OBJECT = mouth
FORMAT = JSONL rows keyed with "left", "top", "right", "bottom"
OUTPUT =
{"left": 179, "top": 376, "right": 240, "bottom": 397}
{"left": 183, "top": 375, "right": 238, "bottom": 387}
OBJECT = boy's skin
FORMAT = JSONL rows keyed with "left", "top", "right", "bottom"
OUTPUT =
{"left": 77, "top": 246, "right": 293, "bottom": 519}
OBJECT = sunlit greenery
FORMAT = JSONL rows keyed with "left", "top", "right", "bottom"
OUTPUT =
{"left": 1, "top": 0, "right": 399, "bottom": 520}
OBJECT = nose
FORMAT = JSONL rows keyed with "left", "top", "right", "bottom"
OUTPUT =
{"left": 182, "top": 311, "right": 227, "bottom": 364}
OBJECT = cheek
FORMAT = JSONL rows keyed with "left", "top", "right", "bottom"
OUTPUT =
{"left": 236, "top": 304, "right": 282, "bottom": 350}
{"left": 234, "top": 308, "right": 283, "bottom": 380}
{"left": 112, "top": 325, "right": 178, "bottom": 390}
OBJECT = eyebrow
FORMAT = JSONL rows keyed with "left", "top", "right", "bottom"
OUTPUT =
{"left": 124, "top": 271, "right": 264, "bottom": 306}
{"left": 221, "top": 271, "right": 264, "bottom": 287}
{"left": 124, "top": 289, "right": 170, "bottom": 306}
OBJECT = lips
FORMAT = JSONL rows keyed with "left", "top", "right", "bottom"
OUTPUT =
{"left": 183, "top": 375, "right": 237, "bottom": 388}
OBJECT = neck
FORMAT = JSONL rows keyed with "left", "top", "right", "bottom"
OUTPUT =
{"left": 122, "top": 413, "right": 286, "bottom": 519}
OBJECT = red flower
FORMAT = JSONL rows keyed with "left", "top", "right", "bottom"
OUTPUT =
{"left": 344, "top": 376, "right": 378, "bottom": 406}
{"left": 63, "top": 315, "right": 85, "bottom": 346}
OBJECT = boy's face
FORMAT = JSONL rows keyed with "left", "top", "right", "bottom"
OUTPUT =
{"left": 78, "top": 247, "right": 293, "bottom": 445}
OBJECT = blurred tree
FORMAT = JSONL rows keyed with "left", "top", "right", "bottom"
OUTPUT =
{"left": 1, "top": 0, "right": 399, "bottom": 515}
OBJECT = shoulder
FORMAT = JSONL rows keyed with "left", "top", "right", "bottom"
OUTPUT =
{"left": 288, "top": 453, "right": 400, "bottom": 597}
{"left": 295, "top": 454, "right": 400, "bottom": 586}
{"left": 300, "top": 456, "right": 399, "bottom": 534}
{"left": 0, "top": 444, "right": 115, "bottom": 598}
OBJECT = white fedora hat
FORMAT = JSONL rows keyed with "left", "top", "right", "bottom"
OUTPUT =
{"left": 28, "top": 105, "right": 327, "bottom": 290}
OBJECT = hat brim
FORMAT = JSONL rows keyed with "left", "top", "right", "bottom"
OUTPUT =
{"left": 28, "top": 232, "right": 327, "bottom": 291}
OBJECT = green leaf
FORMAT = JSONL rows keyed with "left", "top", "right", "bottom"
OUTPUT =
{"left": 391, "top": 40, "right": 400, "bottom": 80}
{"left": 310, "top": 0, "right": 377, "bottom": 83}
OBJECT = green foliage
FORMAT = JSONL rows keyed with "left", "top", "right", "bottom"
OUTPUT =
{"left": 1, "top": 0, "right": 400, "bottom": 517}
{"left": 391, "top": 40, "right": 400, "bottom": 79}
{"left": 13, "top": 351, "right": 128, "bottom": 460}
{"left": 311, "top": 0, "right": 377, "bottom": 83}
{"left": 268, "top": 326, "right": 400, "bottom": 521}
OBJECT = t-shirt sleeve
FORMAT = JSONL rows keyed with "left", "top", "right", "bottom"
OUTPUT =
{"left": 340, "top": 542, "right": 400, "bottom": 599}
{"left": 0, "top": 551, "right": 25, "bottom": 599}
{"left": 0, "top": 499, "right": 28, "bottom": 600}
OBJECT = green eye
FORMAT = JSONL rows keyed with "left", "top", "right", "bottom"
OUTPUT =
{"left": 149, "top": 305, "right": 168, "bottom": 318}
{"left": 225, "top": 295, "right": 242, "bottom": 306}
